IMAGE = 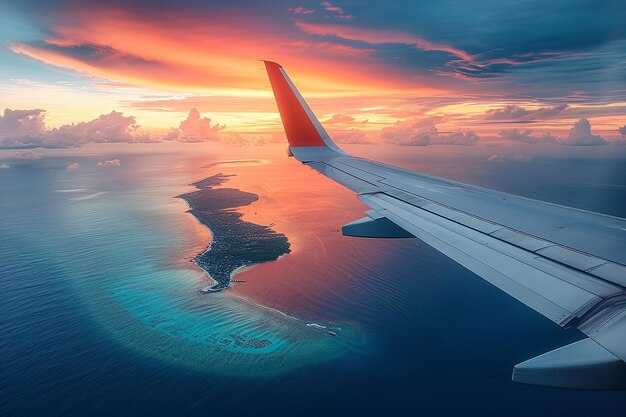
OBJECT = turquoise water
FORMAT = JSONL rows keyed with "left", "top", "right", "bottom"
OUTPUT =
{"left": 0, "top": 151, "right": 353, "bottom": 381}
{"left": 1, "top": 145, "right": 624, "bottom": 416}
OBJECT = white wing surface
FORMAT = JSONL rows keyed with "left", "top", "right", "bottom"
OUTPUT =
{"left": 264, "top": 61, "right": 626, "bottom": 390}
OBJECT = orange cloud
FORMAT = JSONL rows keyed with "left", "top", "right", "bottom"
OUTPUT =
{"left": 294, "top": 21, "right": 474, "bottom": 62}
{"left": 10, "top": 6, "right": 441, "bottom": 96}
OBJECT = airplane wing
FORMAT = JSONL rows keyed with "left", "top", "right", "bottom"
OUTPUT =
{"left": 263, "top": 61, "right": 626, "bottom": 390}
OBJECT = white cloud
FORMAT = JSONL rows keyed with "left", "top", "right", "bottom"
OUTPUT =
{"left": 66, "top": 162, "right": 80, "bottom": 170}
{"left": 0, "top": 163, "right": 10, "bottom": 169}
{"left": 97, "top": 159, "right": 121, "bottom": 167}
{"left": 0, "top": 107, "right": 234, "bottom": 148}
{"left": 0, "top": 109, "right": 47, "bottom": 144}
{"left": 381, "top": 116, "right": 479, "bottom": 146}
{"left": 320, "top": 1, "right": 353, "bottom": 18}
{"left": 561, "top": 119, "right": 607, "bottom": 146}
{"left": 288, "top": 6, "right": 315, "bottom": 14}
{"left": 48, "top": 111, "right": 151, "bottom": 147}
{"left": 0, "top": 109, "right": 152, "bottom": 148}
{"left": 165, "top": 108, "right": 221, "bottom": 142}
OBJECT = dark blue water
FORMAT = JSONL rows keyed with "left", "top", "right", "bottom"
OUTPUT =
{"left": 1, "top": 146, "right": 625, "bottom": 417}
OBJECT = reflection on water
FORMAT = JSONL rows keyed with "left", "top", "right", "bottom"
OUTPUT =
{"left": 1, "top": 143, "right": 624, "bottom": 417}
{"left": 0, "top": 149, "right": 358, "bottom": 382}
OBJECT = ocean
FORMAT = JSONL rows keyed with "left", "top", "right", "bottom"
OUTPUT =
{"left": 1, "top": 143, "right": 625, "bottom": 417}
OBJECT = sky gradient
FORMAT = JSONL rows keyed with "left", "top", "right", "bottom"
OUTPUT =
{"left": 0, "top": 0, "right": 625, "bottom": 149}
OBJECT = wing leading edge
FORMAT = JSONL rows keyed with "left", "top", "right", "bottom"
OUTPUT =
{"left": 263, "top": 61, "right": 626, "bottom": 390}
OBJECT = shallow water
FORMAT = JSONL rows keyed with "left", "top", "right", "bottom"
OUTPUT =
{"left": 1, "top": 143, "right": 624, "bottom": 417}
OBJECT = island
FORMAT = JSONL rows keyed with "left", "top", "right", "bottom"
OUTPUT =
{"left": 178, "top": 173, "right": 291, "bottom": 292}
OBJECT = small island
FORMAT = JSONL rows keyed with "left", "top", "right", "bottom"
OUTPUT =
{"left": 178, "top": 174, "right": 291, "bottom": 292}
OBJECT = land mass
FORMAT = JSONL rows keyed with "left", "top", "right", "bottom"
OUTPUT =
{"left": 179, "top": 174, "right": 291, "bottom": 291}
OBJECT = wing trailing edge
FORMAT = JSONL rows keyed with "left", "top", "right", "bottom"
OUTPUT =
{"left": 263, "top": 61, "right": 626, "bottom": 390}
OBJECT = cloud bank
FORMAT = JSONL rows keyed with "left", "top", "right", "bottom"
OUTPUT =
{"left": 485, "top": 104, "right": 568, "bottom": 121}
{"left": 500, "top": 119, "right": 608, "bottom": 146}
{"left": 381, "top": 117, "right": 480, "bottom": 146}
{"left": 499, "top": 129, "right": 557, "bottom": 144}
{"left": 0, "top": 108, "right": 222, "bottom": 148}
{"left": 0, "top": 108, "right": 152, "bottom": 148}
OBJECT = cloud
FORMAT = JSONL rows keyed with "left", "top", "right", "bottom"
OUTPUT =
{"left": 97, "top": 159, "right": 121, "bottom": 167}
{"left": 66, "top": 162, "right": 80, "bottom": 170}
{"left": 499, "top": 129, "right": 557, "bottom": 144}
{"left": 561, "top": 118, "right": 607, "bottom": 146}
{"left": 49, "top": 111, "right": 150, "bottom": 146}
{"left": 10, "top": 40, "right": 238, "bottom": 92}
{"left": 500, "top": 119, "right": 607, "bottom": 146}
{"left": 487, "top": 154, "right": 532, "bottom": 162}
{"left": 381, "top": 116, "right": 437, "bottom": 146}
{"left": 165, "top": 109, "right": 220, "bottom": 142}
{"left": 321, "top": 1, "right": 343, "bottom": 13}
{"left": 513, "top": 155, "right": 532, "bottom": 161}
{"left": 288, "top": 6, "right": 315, "bottom": 15}
{"left": 294, "top": 21, "right": 473, "bottom": 62}
{"left": 15, "top": 150, "right": 41, "bottom": 159}
{"left": 324, "top": 113, "right": 368, "bottom": 124}
{"left": 222, "top": 132, "right": 247, "bottom": 146}
{"left": 320, "top": 1, "right": 354, "bottom": 18}
{"left": 0, "top": 109, "right": 47, "bottom": 143}
{"left": 0, "top": 109, "right": 152, "bottom": 148}
{"left": 619, "top": 125, "right": 626, "bottom": 136}
{"left": 0, "top": 163, "right": 10, "bottom": 169}
{"left": 381, "top": 116, "right": 480, "bottom": 146}
{"left": 485, "top": 104, "right": 568, "bottom": 121}
{"left": 7, "top": 0, "right": 626, "bottom": 97}
{"left": 435, "top": 130, "right": 480, "bottom": 145}
{"left": 332, "top": 129, "right": 373, "bottom": 144}
{"left": 0, "top": 108, "right": 226, "bottom": 148}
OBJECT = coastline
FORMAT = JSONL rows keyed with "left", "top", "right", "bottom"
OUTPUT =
{"left": 178, "top": 173, "right": 291, "bottom": 292}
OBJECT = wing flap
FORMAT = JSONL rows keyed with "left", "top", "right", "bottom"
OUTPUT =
{"left": 360, "top": 192, "right": 613, "bottom": 326}
{"left": 264, "top": 61, "right": 626, "bottom": 387}
{"left": 316, "top": 156, "right": 626, "bottom": 289}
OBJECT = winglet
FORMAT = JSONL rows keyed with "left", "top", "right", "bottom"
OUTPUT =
{"left": 263, "top": 61, "right": 344, "bottom": 160}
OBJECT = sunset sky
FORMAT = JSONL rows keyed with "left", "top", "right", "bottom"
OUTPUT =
{"left": 0, "top": 0, "right": 625, "bottom": 149}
